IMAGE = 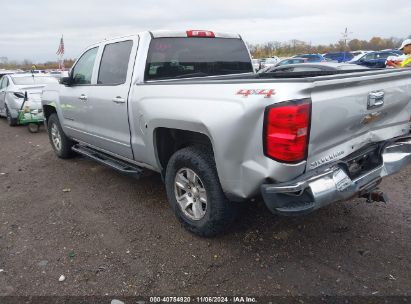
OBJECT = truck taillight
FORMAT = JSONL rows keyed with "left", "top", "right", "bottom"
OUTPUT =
{"left": 263, "top": 99, "right": 311, "bottom": 163}
{"left": 186, "top": 30, "right": 215, "bottom": 38}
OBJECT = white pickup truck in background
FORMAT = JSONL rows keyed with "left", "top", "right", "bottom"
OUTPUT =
{"left": 42, "top": 30, "right": 411, "bottom": 236}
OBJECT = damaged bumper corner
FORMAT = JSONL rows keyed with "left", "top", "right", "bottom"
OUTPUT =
{"left": 261, "top": 136, "right": 411, "bottom": 215}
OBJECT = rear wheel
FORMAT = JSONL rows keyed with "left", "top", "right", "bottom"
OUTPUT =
{"left": 165, "top": 146, "right": 237, "bottom": 237}
{"left": 6, "top": 107, "right": 17, "bottom": 126}
{"left": 47, "top": 113, "right": 75, "bottom": 158}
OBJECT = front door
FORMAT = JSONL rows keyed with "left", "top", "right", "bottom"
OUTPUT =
{"left": 86, "top": 39, "right": 137, "bottom": 159}
{"left": 59, "top": 46, "right": 99, "bottom": 142}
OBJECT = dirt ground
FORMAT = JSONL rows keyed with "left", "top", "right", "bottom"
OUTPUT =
{"left": 0, "top": 119, "right": 410, "bottom": 297}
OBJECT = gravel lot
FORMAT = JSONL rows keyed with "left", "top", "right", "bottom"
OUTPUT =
{"left": 0, "top": 119, "right": 410, "bottom": 297}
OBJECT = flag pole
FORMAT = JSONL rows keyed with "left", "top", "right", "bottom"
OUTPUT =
{"left": 56, "top": 35, "right": 65, "bottom": 71}
{"left": 60, "top": 35, "right": 64, "bottom": 71}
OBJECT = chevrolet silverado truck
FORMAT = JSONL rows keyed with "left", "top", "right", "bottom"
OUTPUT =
{"left": 42, "top": 30, "right": 411, "bottom": 236}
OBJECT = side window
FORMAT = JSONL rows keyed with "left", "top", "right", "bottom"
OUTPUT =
{"left": 377, "top": 53, "right": 391, "bottom": 59}
{"left": 363, "top": 53, "right": 375, "bottom": 61}
{"left": 71, "top": 47, "right": 98, "bottom": 85}
{"left": 98, "top": 40, "right": 133, "bottom": 85}
{"left": 0, "top": 77, "right": 9, "bottom": 89}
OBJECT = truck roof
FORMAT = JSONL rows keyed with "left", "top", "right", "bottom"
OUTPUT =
{"left": 90, "top": 30, "right": 241, "bottom": 47}
{"left": 150, "top": 30, "right": 241, "bottom": 39}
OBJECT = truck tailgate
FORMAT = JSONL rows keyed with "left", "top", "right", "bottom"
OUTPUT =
{"left": 307, "top": 70, "right": 411, "bottom": 171}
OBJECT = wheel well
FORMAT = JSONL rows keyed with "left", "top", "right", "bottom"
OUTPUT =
{"left": 154, "top": 128, "right": 214, "bottom": 174}
{"left": 43, "top": 105, "right": 57, "bottom": 122}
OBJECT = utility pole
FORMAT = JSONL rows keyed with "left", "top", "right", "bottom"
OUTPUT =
{"left": 341, "top": 27, "right": 353, "bottom": 51}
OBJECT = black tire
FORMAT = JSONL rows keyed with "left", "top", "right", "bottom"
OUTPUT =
{"left": 28, "top": 123, "right": 40, "bottom": 133}
{"left": 47, "top": 113, "right": 75, "bottom": 158}
{"left": 6, "top": 106, "right": 18, "bottom": 126}
{"left": 165, "top": 146, "right": 237, "bottom": 237}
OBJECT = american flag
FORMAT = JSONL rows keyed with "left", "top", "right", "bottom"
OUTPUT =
{"left": 56, "top": 35, "right": 64, "bottom": 56}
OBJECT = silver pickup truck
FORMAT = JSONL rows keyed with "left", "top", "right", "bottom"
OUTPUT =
{"left": 42, "top": 30, "right": 411, "bottom": 236}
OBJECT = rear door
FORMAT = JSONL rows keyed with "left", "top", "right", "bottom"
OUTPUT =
{"left": 307, "top": 70, "right": 411, "bottom": 171}
{"left": 86, "top": 38, "right": 137, "bottom": 159}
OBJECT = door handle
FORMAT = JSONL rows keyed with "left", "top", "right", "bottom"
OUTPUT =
{"left": 368, "top": 90, "right": 384, "bottom": 109}
{"left": 112, "top": 96, "right": 125, "bottom": 104}
{"left": 78, "top": 94, "right": 88, "bottom": 101}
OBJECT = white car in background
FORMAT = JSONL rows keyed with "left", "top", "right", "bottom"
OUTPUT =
{"left": 0, "top": 74, "right": 58, "bottom": 126}
{"left": 252, "top": 59, "right": 261, "bottom": 71}
{"left": 0, "top": 69, "right": 18, "bottom": 78}
{"left": 260, "top": 56, "right": 280, "bottom": 69}
{"left": 49, "top": 70, "right": 70, "bottom": 80}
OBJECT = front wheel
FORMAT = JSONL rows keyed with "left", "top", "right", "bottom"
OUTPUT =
{"left": 165, "top": 146, "right": 237, "bottom": 237}
{"left": 47, "top": 113, "right": 75, "bottom": 158}
{"left": 28, "top": 123, "right": 40, "bottom": 133}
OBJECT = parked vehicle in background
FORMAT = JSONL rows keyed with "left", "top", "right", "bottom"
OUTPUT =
{"left": 0, "top": 69, "right": 18, "bottom": 77}
{"left": 349, "top": 51, "right": 400, "bottom": 68}
{"left": 323, "top": 52, "right": 354, "bottom": 63}
{"left": 381, "top": 49, "right": 403, "bottom": 56}
{"left": 260, "top": 57, "right": 280, "bottom": 69}
{"left": 261, "top": 62, "right": 369, "bottom": 73}
{"left": 42, "top": 30, "right": 411, "bottom": 237}
{"left": 258, "top": 57, "right": 308, "bottom": 73}
{"left": 30, "top": 70, "right": 48, "bottom": 74}
{"left": 0, "top": 74, "right": 58, "bottom": 126}
{"left": 252, "top": 59, "right": 261, "bottom": 71}
{"left": 49, "top": 70, "right": 70, "bottom": 80}
{"left": 292, "top": 53, "right": 326, "bottom": 62}
{"left": 350, "top": 50, "right": 369, "bottom": 58}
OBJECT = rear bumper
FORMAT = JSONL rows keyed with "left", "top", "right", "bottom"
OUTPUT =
{"left": 261, "top": 137, "right": 411, "bottom": 215}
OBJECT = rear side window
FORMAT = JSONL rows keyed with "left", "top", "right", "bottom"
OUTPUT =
{"left": 98, "top": 40, "right": 133, "bottom": 85}
{"left": 145, "top": 37, "right": 253, "bottom": 81}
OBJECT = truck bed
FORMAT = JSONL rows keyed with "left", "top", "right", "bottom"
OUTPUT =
{"left": 143, "top": 68, "right": 411, "bottom": 84}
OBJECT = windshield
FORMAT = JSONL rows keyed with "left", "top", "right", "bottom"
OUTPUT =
{"left": 11, "top": 76, "right": 58, "bottom": 85}
{"left": 145, "top": 37, "right": 253, "bottom": 81}
{"left": 350, "top": 54, "right": 366, "bottom": 61}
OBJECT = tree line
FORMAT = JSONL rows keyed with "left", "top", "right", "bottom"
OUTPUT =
{"left": 248, "top": 35, "right": 411, "bottom": 58}
{"left": 0, "top": 58, "right": 76, "bottom": 71}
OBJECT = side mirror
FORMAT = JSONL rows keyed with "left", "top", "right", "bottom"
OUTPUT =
{"left": 60, "top": 76, "right": 72, "bottom": 86}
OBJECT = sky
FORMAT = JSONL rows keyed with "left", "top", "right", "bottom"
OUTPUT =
{"left": 1, "top": 0, "right": 410, "bottom": 62}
